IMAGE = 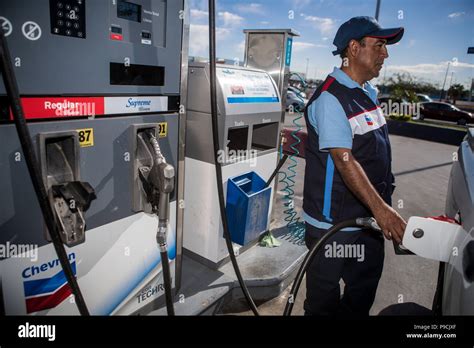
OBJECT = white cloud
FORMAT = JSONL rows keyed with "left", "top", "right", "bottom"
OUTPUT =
{"left": 451, "top": 61, "right": 474, "bottom": 69}
{"left": 293, "top": 42, "right": 315, "bottom": 51}
{"left": 322, "top": 37, "right": 329, "bottom": 41}
{"left": 290, "top": 0, "right": 312, "bottom": 9}
{"left": 385, "top": 61, "right": 474, "bottom": 89}
{"left": 191, "top": 10, "right": 244, "bottom": 29}
{"left": 260, "top": 21, "right": 270, "bottom": 25}
{"left": 235, "top": 3, "right": 264, "bottom": 15}
{"left": 303, "top": 15, "right": 336, "bottom": 35}
{"left": 189, "top": 24, "right": 231, "bottom": 56}
{"left": 188, "top": 0, "right": 208, "bottom": 11}
{"left": 218, "top": 11, "right": 244, "bottom": 27}
{"left": 388, "top": 61, "right": 474, "bottom": 75}
{"left": 448, "top": 12, "right": 465, "bottom": 19}
{"left": 293, "top": 41, "right": 328, "bottom": 52}
{"left": 234, "top": 40, "right": 246, "bottom": 61}
{"left": 190, "top": 9, "right": 208, "bottom": 23}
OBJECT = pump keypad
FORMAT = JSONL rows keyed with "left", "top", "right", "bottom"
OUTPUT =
{"left": 50, "top": 0, "right": 86, "bottom": 39}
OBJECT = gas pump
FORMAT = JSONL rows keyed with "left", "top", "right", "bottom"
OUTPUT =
{"left": 1, "top": 0, "right": 324, "bottom": 317}
{"left": 183, "top": 62, "right": 282, "bottom": 267}
{"left": 0, "top": 0, "right": 189, "bottom": 315}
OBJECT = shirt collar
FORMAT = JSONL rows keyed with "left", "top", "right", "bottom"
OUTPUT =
{"left": 329, "top": 67, "right": 378, "bottom": 102}
{"left": 330, "top": 67, "right": 373, "bottom": 91}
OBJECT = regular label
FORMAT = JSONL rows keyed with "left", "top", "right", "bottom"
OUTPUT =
{"left": 77, "top": 128, "right": 94, "bottom": 147}
{"left": 158, "top": 123, "right": 167, "bottom": 138}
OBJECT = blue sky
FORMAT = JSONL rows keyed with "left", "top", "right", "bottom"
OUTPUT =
{"left": 188, "top": 0, "right": 474, "bottom": 89}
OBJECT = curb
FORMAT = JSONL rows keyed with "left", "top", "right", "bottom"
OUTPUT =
{"left": 386, "top": 119, "right": 467, "bottom": 146}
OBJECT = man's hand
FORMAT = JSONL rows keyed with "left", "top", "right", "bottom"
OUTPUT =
{"left": 372, "top": 203, "right": 406, "bottom": 243}
{"left": 329, "top": 148, "right": 407, "bottom": 243}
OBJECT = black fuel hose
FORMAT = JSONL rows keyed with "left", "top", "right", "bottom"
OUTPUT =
{"left": 146, "top": 133, "right": 175, "bottom": 316}
{"left": 283, "top": 217, "right": 381, "bottom": 316}
{"left": 160, "top": 251, "right": 175, "bottom": 316}
{"left": 265, "top": 154, "right": 288, "bottom": 189}
{"left": 208, "top": 0, "right": 259, "bottom": 316}
{"left": 0, "top": 30, "right": 89, "bottom": 315}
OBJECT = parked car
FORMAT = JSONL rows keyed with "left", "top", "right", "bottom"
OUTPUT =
{"left": 288, "top": 86, "right": 307, "bottom": 99}
{"left": 378, "top": 96, "right": 416, "bottom": 117}
{"left": 420, "top": 102, "right": 473, "bottom": 125}
{"left": 286, "top": 87, "right": 308, "bottom": 112}
{"left": 416, "top": 94, "right": 433, "bottom": 103}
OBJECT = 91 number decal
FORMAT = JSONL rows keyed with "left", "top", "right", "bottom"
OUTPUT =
{"left": 158, "top": 122, "right": 167, "bottom": 138}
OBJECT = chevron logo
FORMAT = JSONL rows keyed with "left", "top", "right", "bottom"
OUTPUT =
{"left": 23, "top": 262, "right": 76, "bottom": 314}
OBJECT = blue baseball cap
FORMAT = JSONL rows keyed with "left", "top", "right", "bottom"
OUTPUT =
{"left": 332, "top": 16, "right": 404, "bottom": 56}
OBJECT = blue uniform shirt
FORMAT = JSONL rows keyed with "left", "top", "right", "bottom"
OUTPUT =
{"left": 303, "top": 67, "right": 384, "bottom": 231}
{"left": 307, "top": 67, "right": 379, "bottom": 151}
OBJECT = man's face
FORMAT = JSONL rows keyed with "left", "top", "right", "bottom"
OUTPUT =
{"left": 354, "top": 37, "right": 389, "bottom": 79}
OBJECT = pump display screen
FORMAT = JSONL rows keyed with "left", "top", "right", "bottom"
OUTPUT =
{"left": 117, "top": 0, "right": 142, "bottom": 22}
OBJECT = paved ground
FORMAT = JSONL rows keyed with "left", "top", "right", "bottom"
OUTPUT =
{"left": 230, "top": 112, "right": 458, "bottom": 316}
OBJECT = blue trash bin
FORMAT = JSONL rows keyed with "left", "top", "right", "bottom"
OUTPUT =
{"left": 226, "top": 172, "right": 272, "bottom": 246}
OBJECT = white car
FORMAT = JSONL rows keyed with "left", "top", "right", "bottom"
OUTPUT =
{"left": 286, "top": 87, "right": 308, "bottom": 112}
{"left": 380, "top": 128, "right": 474, "bottom": 315}
{"left": 438, "top": 128, "right": 474, "bottom": 314}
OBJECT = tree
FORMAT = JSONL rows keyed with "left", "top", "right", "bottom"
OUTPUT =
{"left": 447, "top": 84, "right": 466, "bottom": 104}
{"left": 380, "top": 72, "right": 440, "bottom": 102}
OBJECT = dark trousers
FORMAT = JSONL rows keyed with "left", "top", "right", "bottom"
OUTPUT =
{"left": 304, "top": 222, "right": 385, "bottom": 316}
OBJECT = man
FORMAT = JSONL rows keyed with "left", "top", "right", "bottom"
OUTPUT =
{"left": 303, "top": 16, "right": 407, "bottom": 315}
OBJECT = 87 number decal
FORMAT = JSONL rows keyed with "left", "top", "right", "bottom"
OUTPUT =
{"left": 77, "top": 128, "right": 94, "bottom": 147}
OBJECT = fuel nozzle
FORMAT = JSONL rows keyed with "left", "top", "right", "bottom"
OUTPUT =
{"left": 136, "top": 130, "right": 176, "bottom": 316}
{"left": 138, "top": 130, "right": 175, "bottom": 251}
{"left": 50, "top": 181, "right": 97, "bottom": 247}
{"left": 356, "top": 217, "right": 381, "bottom": 231}
{"left": 154, "top": 162, "right": 175, "bottom": 251}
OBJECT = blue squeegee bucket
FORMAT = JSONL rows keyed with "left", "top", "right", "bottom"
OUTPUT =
{"left": 226, "top": 172, "right": 272, "bottom": 246}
